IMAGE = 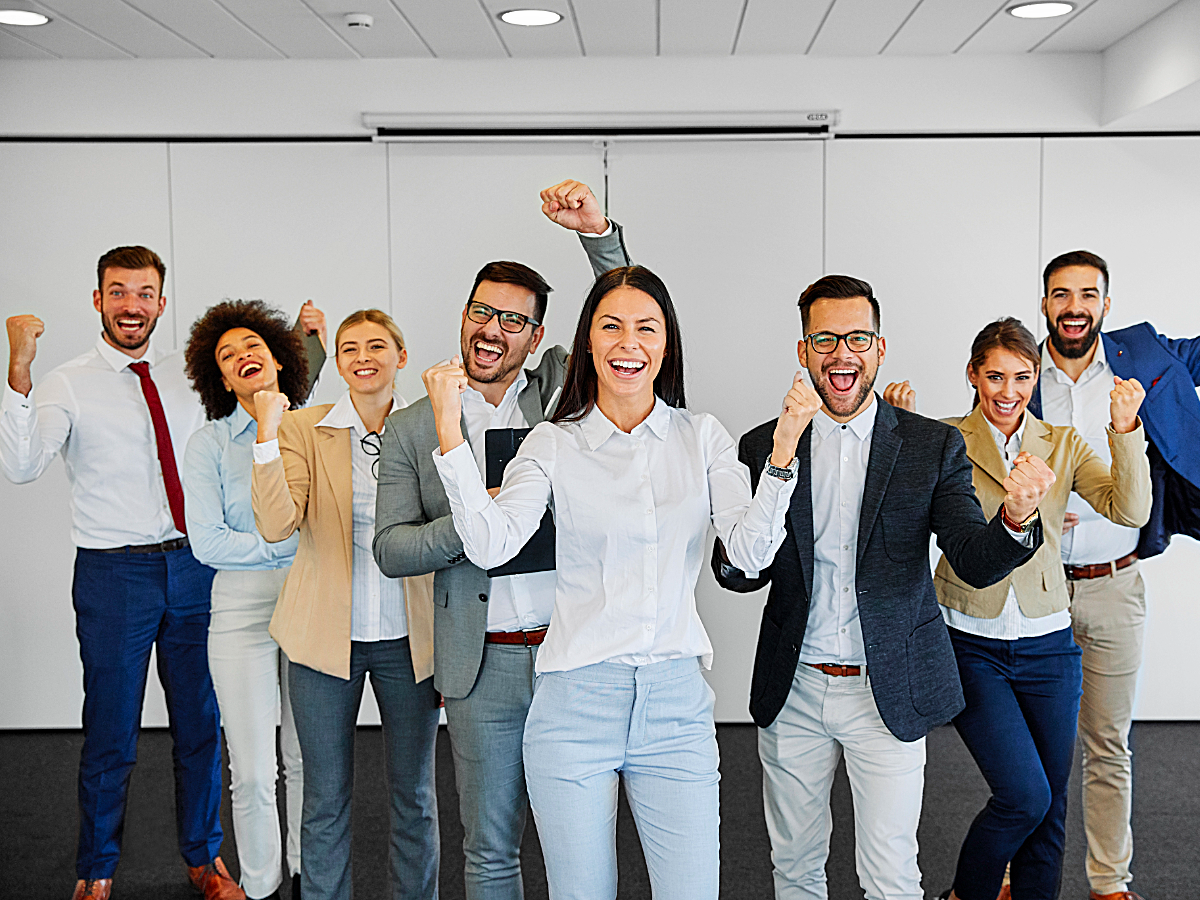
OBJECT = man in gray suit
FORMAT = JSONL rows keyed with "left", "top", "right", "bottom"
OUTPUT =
{"left": 373, "top": 180, "right": 629, "bottom": 900}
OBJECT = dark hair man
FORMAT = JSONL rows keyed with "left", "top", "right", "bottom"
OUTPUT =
{"left": 373, "top": 181, "right": 631, "bottom": 900}
{"left": 2, "top": 247, "right": 245, "bottom": 900}
{"left": 712, "top": 274, "right": 1054, "bottom": 899}
{"left": 1028, "top": 250, "right": 1200, "bottom": 900}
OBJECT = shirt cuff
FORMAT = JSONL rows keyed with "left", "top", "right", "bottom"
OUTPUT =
{"left": 1004, "top": 519, "right": 1036, "bottom": 547}
{"left": 252, "top": 439, "right": 281, "bottom": 464}
{"left": 2, "top": 383, "right": 34, "bottom": 415}
{"left": 432, "top": 440, "right": 492, "bottom": 513}
{"left": 579, "top": 220, "right": 613, "bottom": 238}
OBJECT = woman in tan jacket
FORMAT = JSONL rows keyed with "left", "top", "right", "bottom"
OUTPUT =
{"left": 250, "top": 309, "right": 437, "bottom": 900}
{"left": 887, "top": 317, "right": 1150, "bottom": 900}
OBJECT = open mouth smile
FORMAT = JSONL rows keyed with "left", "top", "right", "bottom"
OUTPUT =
{"left": 474, "top": 340, "right": 505, "bottom": 365}
{"left": 116, "top": 316, "right": 146, "bottom": 334}
{"left": 608, "top": 359, "right": 647, "bottom": 378}
{"left": 238, "top": 361, "right": 263, "bottom": 378}
{"left": 992, "top": 399, "right": 1020, "bottom": 416}
{"left": 826, "top": 367, "right": 860, "bottom": 395}
{"left": 1058, "top": 316, "right": 1091, "bottom": 338}
{"left": 353, "top": 366, "right": 379, "bottom": 379}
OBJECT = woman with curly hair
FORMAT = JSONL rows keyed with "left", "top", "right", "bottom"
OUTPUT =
{"left": 181, "top": 298, "right": 324, "bottom": 900}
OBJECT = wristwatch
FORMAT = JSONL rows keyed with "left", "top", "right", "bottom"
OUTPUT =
{"left": 765, "top": 457, "right": 799, "bottom": 482}
{"left": 1001, "top": 505, "right": 1039, "bottom": 533}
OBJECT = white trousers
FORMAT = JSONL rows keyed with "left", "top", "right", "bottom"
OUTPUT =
{"left": 758, "top": 663, "right": 926, "bottom": 900}
{"left": 209, "top": 568, "right": 303, "bottom": 899}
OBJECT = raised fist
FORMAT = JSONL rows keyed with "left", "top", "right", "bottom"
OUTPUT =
{"left": 6, "top": 314, "right": 44, "bottom": 396}
{"left": 882, "top": 381, "right": 916, "bottom": 413}
{"left": 297, "top": 300, "right": 327, "bottom": 350}
{"left": 1002, "top": 451, "right": 1056, "bottom": 524}
{"left": 539, "top": 180, "right": 609, "bottom": 235}
{"left": 1109, "top": 376, "right": 1145, "bottom": 435}
{"left": 253, "top": 390, "right": 290, "bottom": 443}
{"left": 423, "top": 356, "right": 470, "bottom": 454}
{"left": 771, "top": 372, "right": 822, "bottom": 467}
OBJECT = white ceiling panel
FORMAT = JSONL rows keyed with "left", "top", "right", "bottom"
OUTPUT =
{"left": 216, "top": 0, "right": 357, "bottom": 59}
{"left": 660, "top": 0, "right": 744, "bottom": 56}
{"left": 883, "top": 0, "right": 1004, "bottom": 56}
{"left": 396, "top": 0, "right": 505, "bottom": 59}
{"left": 305, "top": 0, "right": 431, "bottom": 58}
{"left": 1035, "top": 0, "right": 1178, "bottom": 53}
{"left": 479, "top": 0, "right": 581, "bottom": 58}
{"left": 122, "top": 0, "right": 283, "bottom": 58}
{"left": 958, "top": 0, "right": 1093, "bottom": 55}
{"left": 809, "top": 0, "right": 922, "bottom": 56}
{"left": 0, "top": 27, "right": 58, "bottom": 57}
{"left": 573, "top": 0, "right": 657, "bottom": 57}
{"left": 0, "top": 12, "right": 130, "bottom": 58}
{"left": 734, "top": 0, "right": 828, "bottom": 56}
{"left": 38, "top": 0, "right": 208, "bottom": 58}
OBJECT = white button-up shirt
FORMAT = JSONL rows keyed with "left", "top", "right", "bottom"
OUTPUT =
{"left": 1039, "top": 340, "right": 1139, "bottom": 565}
{"left": 459, "top": 370, "right": 557, "bottom": 633}
{"left": 253, "top": 390, "right": 408, "bottom": 643}
{"left": 941, "top": 414, "right": 1070, "bottom": 639}
{"left": 0, "top": 336, "right": 204, "bottom": 549}
{"left": 434, "top": 399, "right": 796, "bottom": 674}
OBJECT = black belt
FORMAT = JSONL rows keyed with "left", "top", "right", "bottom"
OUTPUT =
{"left": 91, "top": 537, "right": 190, "bottom": 555}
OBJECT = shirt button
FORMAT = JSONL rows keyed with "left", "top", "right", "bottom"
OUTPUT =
{"left": 646, "top": 509, "right": 653, "bottom": 515}
{"left": 843, "top": 545, "right": 849, "bottom": 550}
{"left": 843, "top": 457, "right": 848, "bottom": 462}
{"left": 841, "top": 628, "right": 847, "bottom": 634}
{"left": 843, "top": 587, "right": 849, "bottom": 593}
{"left": 644, "top": 624, "right": 652, "bottom": 631}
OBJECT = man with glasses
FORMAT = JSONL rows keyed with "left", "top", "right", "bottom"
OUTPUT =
{"left": 373, "top": 180, "right": 630, "bottom": 900}
{"left": 712, "top": 275, "right": 1054, "bottom": 900}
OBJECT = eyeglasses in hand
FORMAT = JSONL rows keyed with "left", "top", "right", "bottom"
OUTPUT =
{"left": 466, "top": 301, "right": 540, "bottom": 334}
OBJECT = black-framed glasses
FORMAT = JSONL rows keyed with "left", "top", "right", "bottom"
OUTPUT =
{"left": 360, "top": 430, "right": 382, "bottom": 480}
{"left": 804, "top": 331, "right": 878, "bottom": 354}
{"left": 466, "top": 301, "right": 540, "bottom": 334}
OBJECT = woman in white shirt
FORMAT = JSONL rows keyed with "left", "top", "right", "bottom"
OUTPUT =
{"left": 427, "top": 265, "right": 816, "bottom": 900}
{"left": 251, "top": 309, "right": 437, "bottom": 900}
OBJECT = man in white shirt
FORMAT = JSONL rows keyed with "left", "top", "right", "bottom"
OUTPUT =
{"left": 373, "top": 180, "right": 630, "bottom": 900}
{"left": 714, "top": 275, "right": 1054, "bottom": 900}
{"left": 1028, "top": 250, "right": 1200, "bottom": 900}
{"left": 2, "top": 247, "right": 243, "bottom": 900}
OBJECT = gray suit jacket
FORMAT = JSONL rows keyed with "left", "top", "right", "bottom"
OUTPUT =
{"left": 373, "top": 224, "right": 631, "bottom": 698}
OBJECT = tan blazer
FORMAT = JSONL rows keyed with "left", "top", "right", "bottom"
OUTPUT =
{"left": 935, "top": 404, "right": 1151, "bottom": 620}
{"left": 252, "top": 403, "right": 434, "bottom": 682}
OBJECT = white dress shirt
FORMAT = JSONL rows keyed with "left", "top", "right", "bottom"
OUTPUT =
{"left": 459, "top": 370, "right": 557, "bottom": 633}
{"left": 434, "top": 399, "right": 797, "bottom": 674}
{"left": 0, "top": 336, "right": 204, "bottom": 548}
{"left": 940, "top": 414, "right": 1071, "bottom": 639}
{"left": 1039, "top": 340, "right": 1139, "bottom": 565}
{"left": 253, "top": 390, "right": 408, "bottom": 643}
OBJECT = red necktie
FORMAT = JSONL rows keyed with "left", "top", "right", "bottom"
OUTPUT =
{"left": 129, "top": 361, "right": 187, "bottom": 536}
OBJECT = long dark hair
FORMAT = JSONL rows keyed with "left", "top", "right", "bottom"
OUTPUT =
{"left": 967, "top": 316, "right": 1040, "bottom": 408}
{"left": 550, "top": 266, "right": 686, "bottom": 424}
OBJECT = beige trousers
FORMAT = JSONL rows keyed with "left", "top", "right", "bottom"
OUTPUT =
{"left": 1067, "top": 560, "right": 1146, "bottom": 895}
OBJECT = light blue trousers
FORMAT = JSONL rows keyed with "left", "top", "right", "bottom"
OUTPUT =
{"left": 522, "top": 656, "right": 720, "bottom": 900}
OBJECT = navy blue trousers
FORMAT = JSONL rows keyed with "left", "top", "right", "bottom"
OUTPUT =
{"left": 72, "top": 545, "right": 222, "bottom": 879}
{"left": 949, "top": 626, "right": 1083, "bottom": 900}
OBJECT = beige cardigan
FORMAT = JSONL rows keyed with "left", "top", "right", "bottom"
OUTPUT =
{"left": 251, "top": 403, "right": 435, "bottom": 682}
{"left": 935, "top": 404, "right": 1151, "bottom": 620}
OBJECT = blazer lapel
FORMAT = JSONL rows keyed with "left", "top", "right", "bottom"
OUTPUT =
{"left": 787, "top": 424, "right": 815, "bottom": 601}
{"left": 857, "top": 400, "right": 901, "bottom": 566}
{"left": 1020, "top": 413, "right": 1054, "bottom": 462}
{"left": 958, "top": 405, "right": 1009, "bottom": 490}
{"left": 315, "top": 425, "right": 354, "bottom": 563}
{"left": 1103, "top": 331, "right": 1134, "bottom": 380}
{"left": 517, "top": 376, "right": 545, "bottom": 426}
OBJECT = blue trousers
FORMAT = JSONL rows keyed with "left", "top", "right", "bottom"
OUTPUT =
{"left": 523, "top": 657, "right": 720, "bottom": 900}
{"left": 948, "top": 627, "right": 1083, "bottom": 900}
{"left": 72, "top": 545, "right": 222, "bottom": 879}
{"left": 288, "top": 638, "right": 440, "bottom": 900}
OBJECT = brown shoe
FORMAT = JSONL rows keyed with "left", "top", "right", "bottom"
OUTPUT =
{"left": 71, "top": 880, "right": 112, "bottom": 900}
{"left": 186, "top": 857, "right": 247, "bottom": 900}
{"left": 1089, "top": 892, "right": 1145, "bottom": 900}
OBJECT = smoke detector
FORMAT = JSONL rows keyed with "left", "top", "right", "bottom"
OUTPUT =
{"left": 344, "top": 13, "right": 373, "bottom": 28}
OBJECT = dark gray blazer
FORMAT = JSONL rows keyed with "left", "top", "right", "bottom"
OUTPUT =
{"left": 712, "top": 398, "right": 1041, "bottom": 742}
{"left": 373, "top": 224, "right": 631, "bottom": 698}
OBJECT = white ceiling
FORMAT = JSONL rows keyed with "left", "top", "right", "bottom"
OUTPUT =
{"left": 0, "top": 0, "right": 1181, "bottom": 61}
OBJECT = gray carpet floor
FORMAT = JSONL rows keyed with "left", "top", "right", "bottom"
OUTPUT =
{"left": 2, "top": 722, "right": 1195, "bottom": 898}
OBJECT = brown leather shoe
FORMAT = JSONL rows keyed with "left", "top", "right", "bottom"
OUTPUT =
{"left": 186, "top": 857, "right": 247, "bottom": 900}
{"left": 1089, "top": 892, "right": 1145, "bottom": 900}
{"left": 71, "top": 880, "right": 112, "bottom": 900}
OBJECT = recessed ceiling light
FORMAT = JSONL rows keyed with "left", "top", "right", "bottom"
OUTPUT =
{"left": 499, "top": 9, "right": 563, "bottom": 27}
{"left": 1007, "top": 2, "right": 1074, "bottom": 18}
{"left": 0, "top": 10, "right": 51, "bottom": 26}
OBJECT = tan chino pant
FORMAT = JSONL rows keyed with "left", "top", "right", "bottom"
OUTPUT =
{"left": 1068, "top": 560, "right": 1146, "bottom": 895}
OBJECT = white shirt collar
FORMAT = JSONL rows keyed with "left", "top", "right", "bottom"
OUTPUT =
{"left": 317, "top": 390, "right": 405, "bottom": 437}
{"left": 463, "top": 369, "right": 528, "bottom": 410}
{"left": 1042, "top": 335, "right": 1108, "bottom": 384}
{"left": 95, "top": 334, "right": 168, "bottom": 373}
{"left": 812, "top": 394, "right": 878, "bottom": 440}
{"left": 579, "top": 396, "right": 672, "bottom": 451}
{"left": 984, "top": 410, "right": 1026, "bottom": 455}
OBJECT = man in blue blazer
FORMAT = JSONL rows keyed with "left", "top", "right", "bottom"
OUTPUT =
{"left": 712, "top": 275, "right": 1054, "bottom": 900}
{"left": 1028, "top": 250, "right": 1200, "bottom": 900}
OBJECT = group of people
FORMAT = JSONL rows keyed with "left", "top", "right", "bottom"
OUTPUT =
{"left": 2, "top": 178, "right": 1197, "bottom": 900}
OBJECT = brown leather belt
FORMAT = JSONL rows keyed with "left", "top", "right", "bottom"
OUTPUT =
{"left": 1065, "top": 551, "right": 1137, "bottom": 581}
{"left": 806, "top": 663, "right": 864, "bottom": 677}
{"left": 92, "top": 537, "right": 190, "bottom": 555}
{"left": 485, "top": 628, "right": 548, "bottom": 646}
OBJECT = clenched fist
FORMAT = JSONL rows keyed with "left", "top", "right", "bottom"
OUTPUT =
{"left": 1109, "top": 376, "right": 1145, "bottom": 435}
{"left": 770, "top": 373, "right": 822, "bottom": 468}
{"left": 7, "top": 314, "right": 44, "bottom": 396}
{"left": 882, "top": 381, "right": 916, "bottom": 413}
{"left": 539, "top": 180, "right": 609, "bottom": 235}
{"left": 297, "top": 300, "right": 327, "bottom": 350}
{"left": 423, "top": 356, "right": 470, "bottom": 454}
{"left": 1001, "top": 451, "right": 1056, "bottom": 524}
{"left": 253, "top": 390, "right": 290, "bottom": 444}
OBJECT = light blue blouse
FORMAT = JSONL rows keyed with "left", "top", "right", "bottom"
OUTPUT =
{"left": 182, "top": 402, "right": 298, "bottom": 570}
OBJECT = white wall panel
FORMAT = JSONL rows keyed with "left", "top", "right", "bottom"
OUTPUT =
{"left": 1042, "top": 136, "right": 1200, "bottom": 719}
{"left": 0, "top": 143, "right": 174, "bottom": 727}
{"left": 606, "top": 140, "right": 825, "bottom": 721}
